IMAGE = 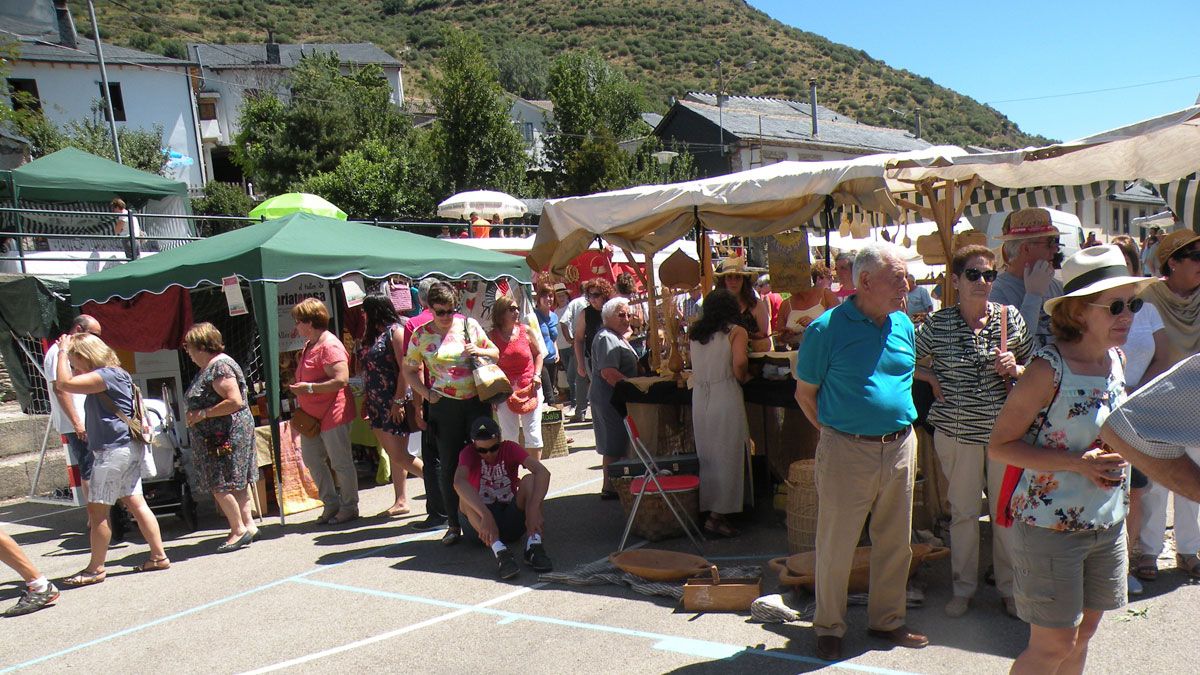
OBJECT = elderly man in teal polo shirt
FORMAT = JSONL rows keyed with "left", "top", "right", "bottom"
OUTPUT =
{"left": 795, "top": 242, "right": 930, "bottom": 661}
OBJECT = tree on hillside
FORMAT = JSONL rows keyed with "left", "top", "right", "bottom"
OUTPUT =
{"left": 231, "top": 53, "right": 415, "bottom": 195}
{"left": 428, "top": 30, "right": 527, "bottom": 198}
{"left": 495, "top": 41, "right": 549, "bottom": 100}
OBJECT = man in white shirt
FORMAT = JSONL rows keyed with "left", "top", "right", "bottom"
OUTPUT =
{"left": 43, "top": 315, "right": 102, "bottom": 500}
{"left": 556, "top": 286, "right": 589, "bottom": 420}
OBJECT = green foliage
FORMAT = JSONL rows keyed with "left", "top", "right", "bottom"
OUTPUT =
{"left": 17, "top": 101, "right": 168, "bottom": 175}
{"left": 494, "top": 41, "right": 549, "bottom": 100}
{"left": 231, "top": 53, "right": 414, "bottom": 194}
{"left": 192, "top": 181, "right": 255, "bottom": 237}
{"left": 428, "top": 29, "right": 527, "bottom": 198}
{"left": 293, "top": 138, "right": 438, "bottom": 220}
{"left": 544, "top": 50, "right": 643, "bottom": 196}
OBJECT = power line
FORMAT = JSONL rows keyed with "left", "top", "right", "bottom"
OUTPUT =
{"left": 986, "top": 73, "right": 1200, "bottom": 105}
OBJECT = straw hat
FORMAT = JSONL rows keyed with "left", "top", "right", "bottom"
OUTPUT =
{"left": 1044, "top": 245, "right": 1154, "bottom": 314}
{"left": 1156, "top": 229, "right": 1200, "bottom": 270}
{"left": 713, "top": 255, "right": 765, "bottom": 277}
{"left": 998, "top": 207, "right": 1059, "bottom": 241}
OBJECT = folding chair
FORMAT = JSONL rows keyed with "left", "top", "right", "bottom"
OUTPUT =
{"left": 617, "top": 416, "right": 705, "bottom": 553}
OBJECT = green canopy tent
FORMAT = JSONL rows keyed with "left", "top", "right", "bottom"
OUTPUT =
{"left": 69, "top": 212, "right": 531, "bottom": 524}
{"left": 0, "top": 276, "right": 74, "bottom": 413}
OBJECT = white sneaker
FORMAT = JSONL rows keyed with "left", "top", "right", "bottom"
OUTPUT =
{"left": 1128, "top": 574, "right": 1144, "bottom": 596}
{"left": 944, "top": 596, "right": 970, "bottom": 617}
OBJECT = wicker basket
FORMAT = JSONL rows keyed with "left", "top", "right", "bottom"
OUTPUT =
{"left": 786, "top": 459, "right": 819, "bottom": 554}
{"left": 540, "top": 408, "right": 568, "bottom": 459}
{"left": 614, "top": 476, "right": 701, "bottom": 542}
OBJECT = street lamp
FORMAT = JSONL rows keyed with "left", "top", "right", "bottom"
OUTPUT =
{"left": 651, "top": 150, "right": 679, "bottom": 165}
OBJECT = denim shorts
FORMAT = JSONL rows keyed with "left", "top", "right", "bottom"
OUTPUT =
{"left": 1011, "top": 520, "right": 1127, "bottom": 628}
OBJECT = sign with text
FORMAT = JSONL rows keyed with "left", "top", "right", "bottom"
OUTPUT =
{"left": 222, "top": 275, "right": 249, "bottom": 316}
{"left": 277, "top": 276, "right": 333, "bottom": 352}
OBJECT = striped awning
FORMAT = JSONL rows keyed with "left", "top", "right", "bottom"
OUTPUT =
{"left": 1155, "top": 173, "right": 1200, "bottom": 233}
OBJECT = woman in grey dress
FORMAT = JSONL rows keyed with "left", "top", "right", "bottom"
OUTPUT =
{"left": 183, "top": 323, "right": 258, "bottom": 552}
{"left": 589, "top": 297, "right": 639, "bottom": 499}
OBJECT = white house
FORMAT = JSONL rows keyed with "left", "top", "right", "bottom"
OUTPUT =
{"left": 508, "top": 96, "right": 553, "bottom": 171}
{"left": 187, "top": 42, "right": 404, "bottom": 182}
{"left": 2, "top": 0, "right": 206, "bottom": 186}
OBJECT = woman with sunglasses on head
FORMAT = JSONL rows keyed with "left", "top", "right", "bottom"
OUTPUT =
{"left": 402, "top": 282, "right": 499, "bottom": 545}
{"left": 989, "top": 245, "right": 1154, "bottom": 674}
{"left": 915, "top": 245, "right": 1032, "bottom": 618}
{"left": 572, "top": 279, "right": 614, "bottom": 423}
{"left": 1132, "top": 229, "right": 1200, "bottom": 581}
{"left": 489, "top": 294, "right": 546, "bottom": 461}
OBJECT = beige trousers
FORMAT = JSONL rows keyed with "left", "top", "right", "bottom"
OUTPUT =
{"left": 933, "top": 430, "right": 1014, "bottom": 598}
{"left": 814, "top": 427, "right": 915, "bottom": 638}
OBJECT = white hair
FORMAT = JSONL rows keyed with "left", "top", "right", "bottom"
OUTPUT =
{"left": 852, "top": 242, "right": 904, "bottom": 286}
{"left": 1001, "top": 240, "right": 1023, "bottom": 263}
{"left": 601, "top": 296, "right": 631, "bottom": 325}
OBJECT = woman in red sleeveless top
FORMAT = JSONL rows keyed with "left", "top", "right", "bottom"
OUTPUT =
{"left": 489, "top": 294, "right": 546, "bottom": 460}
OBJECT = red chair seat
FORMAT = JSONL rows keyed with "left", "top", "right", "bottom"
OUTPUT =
{"left": 630, "top": 474, "right": 700, "bottom": 494}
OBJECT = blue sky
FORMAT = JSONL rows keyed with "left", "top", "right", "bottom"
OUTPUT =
{"left": 747, "top": 0, "right": 1200, "bottom": 143}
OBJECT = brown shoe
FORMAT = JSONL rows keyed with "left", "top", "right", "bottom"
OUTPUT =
{"left": 815, "top": 635, "right": 842, "bottom": 661}
{"left": 867, "top": 625, "right": 929, "bottom": 649}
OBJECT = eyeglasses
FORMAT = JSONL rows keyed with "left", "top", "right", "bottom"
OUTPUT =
{"left": 615, "top": 312, "right": 629, "bottom": 318}
{"left": 962, "top": 268, "right": 998, "bottom": 283}
{"left": 432, "top": 307, "right": 455, "bottom": 317}
{"left": 1087, "top": 298, "right": 1143, "bottom": 315}
{"left": 1033, "top": 238, "right": 1061, "bottom": 248}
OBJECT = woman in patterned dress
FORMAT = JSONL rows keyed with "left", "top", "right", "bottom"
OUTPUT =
{"left": 183, "top": 322, "right": 258, "bottom": 552}
{"left": 990, "top": 246, "right": 1153, "bottom": 673}
{"left": 359, "top": 294, "right": 423, "bottom": 517}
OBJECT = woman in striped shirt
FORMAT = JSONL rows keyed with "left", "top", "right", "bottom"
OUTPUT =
{"left": 915, "top": 244, "right": 1031, "bottom": 619}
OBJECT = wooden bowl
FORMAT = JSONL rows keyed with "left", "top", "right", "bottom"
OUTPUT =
{"left": 771, "top": 543, "right": 950, "bottom": 591}
{"left": 609, "top": 549, "right": 711, "bottom": 582}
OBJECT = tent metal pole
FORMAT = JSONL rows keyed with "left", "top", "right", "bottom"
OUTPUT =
{"left": 823, "top": 195, "right": 834, "bottom": 267}
{"left": 87, "top": 0, "right": 123, "bottom": 164}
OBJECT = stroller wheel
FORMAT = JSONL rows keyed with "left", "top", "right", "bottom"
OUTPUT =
{"left": 180, "top": 483, "right": 199, "bottom": 532}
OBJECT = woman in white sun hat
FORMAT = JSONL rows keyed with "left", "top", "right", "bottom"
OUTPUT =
{"left": 989, "top": 244, "right": 1153, "bottom": 673}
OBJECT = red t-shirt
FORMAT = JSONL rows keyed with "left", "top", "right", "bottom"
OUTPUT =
{"left": 458, "top": 440, "right": 527, "bottom": 505}
{"left": 295, "top": 336, "right": 356, "bottom": 431}
{"left": 764, "top": 292, "right": 785, "bottom": 333}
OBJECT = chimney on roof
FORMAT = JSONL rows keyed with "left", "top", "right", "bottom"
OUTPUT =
{"left": 53, "top": 0, "right": 78, "bottom": 49}
{"left": 266, "top": 30, "right": 280, "bottom": 65}
{"left": 808, "top": 79, "right": 818, "bottom": 137}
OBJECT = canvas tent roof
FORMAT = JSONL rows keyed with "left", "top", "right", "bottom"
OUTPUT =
{"left": 0, "top": 148, "right": 189, "bottom": 204}
{"left": 71, "top": 212, "right": 532, "bottom": 304}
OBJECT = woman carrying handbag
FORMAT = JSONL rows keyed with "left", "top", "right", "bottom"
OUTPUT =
{"left": 489, "top": 294, "right": 546, "bottom": 460}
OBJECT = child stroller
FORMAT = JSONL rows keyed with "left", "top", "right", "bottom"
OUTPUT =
{"left": 111, "top": 388, "right": 199, "bottom": 541}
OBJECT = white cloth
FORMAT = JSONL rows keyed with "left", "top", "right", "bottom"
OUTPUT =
{"left": 495, "top": 388, "right": 545, "bottom": 449}
{"left": 689, "top": 330, "right": 749, "bottom": 514}
{"left": 43, "top": 343, "right": 86, "bottom": 435}
{"left": 1123, "top": 303, "right": 1164, "bottom": 388}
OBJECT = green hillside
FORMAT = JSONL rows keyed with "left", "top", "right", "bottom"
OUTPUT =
{"left": 85, "top": 0, "right": 1053, "bottom": 149}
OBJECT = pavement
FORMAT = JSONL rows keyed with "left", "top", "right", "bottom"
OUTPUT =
{"left": 2, "top": 419, "right": 1198, "bottom": 673}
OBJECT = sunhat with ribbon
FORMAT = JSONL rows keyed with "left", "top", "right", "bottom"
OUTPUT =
{"left": 713, "top": 255, "right": 766, "bottom": 277}
{"left": 1044, "top": 245, "right": 1154, "bottom": 314}
{"left": 998, "top": 207, "right": 1060, "bottom": 241}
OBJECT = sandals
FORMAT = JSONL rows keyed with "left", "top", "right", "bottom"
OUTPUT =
{"left": 138, "top": 556, "right": 171, "bottom": 573}
{"left": 63, "top": 569, "right": 106, "bottom": 586}
{"left": 1134, "top": 554, "right": 1159, "bottom": 581}
{"left": 1176, "top": 553, "right": 1200, "bottom": 579}
{"left": 704, "top": 515, "right": 740, "bottom": 538}
{"left": 381, "top": 505, "right": 411, "bottom": 517}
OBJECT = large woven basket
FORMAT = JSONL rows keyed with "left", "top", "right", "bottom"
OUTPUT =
{"left": 540, "top": 408, "right": 568, "bottom": 459}
{"left": 786, "top": 459, "right": 819, "bottom": 554}
{"left": 614, "top": 476, "right": 700, "bottom": 542}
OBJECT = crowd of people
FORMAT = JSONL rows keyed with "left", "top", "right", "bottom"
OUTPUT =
{"left": 5, "top": 205, "right": 1200, "bottom": 674}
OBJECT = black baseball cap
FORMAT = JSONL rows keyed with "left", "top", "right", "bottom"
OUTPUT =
{"left": 469, "top": 417, "right": 501, "bottom": 441}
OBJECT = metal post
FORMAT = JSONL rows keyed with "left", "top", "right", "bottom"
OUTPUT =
{"left": 126, "top": 207, "right": 140, "bottom": 259}
{"left": 5, "top": 172, "right": 26, "bottom": 274}
{"left": 823, "top": 195, "right": 834, "bottom": 267}
{"left": 716, "top": 59, "right": 724, "bottom": 170}
{"left": 87, "top": 0, "right": 122, "bottom": 164}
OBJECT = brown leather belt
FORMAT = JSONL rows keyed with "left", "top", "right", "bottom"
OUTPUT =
{"left": 846, "top": 426, "right": 911, "bottom": 444}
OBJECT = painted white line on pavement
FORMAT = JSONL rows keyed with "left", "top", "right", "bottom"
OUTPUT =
{"left": 282, "top": 577, "right": 918, "bottom": 675}
{"left": 244, "top": 582, "right": 545, "bottom": 674}
{"left": 0, "top": 476, "right": 602, "bottom": 673}
{"left": 2, "top": 506, "right": 84, "bottom": 525}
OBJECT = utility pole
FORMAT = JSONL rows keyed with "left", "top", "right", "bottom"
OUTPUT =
{"left": 87, "top": 0, "right": 122, "bottom": 164}
{"left": 716, "top": 59, "right": 725, "bottom": 166}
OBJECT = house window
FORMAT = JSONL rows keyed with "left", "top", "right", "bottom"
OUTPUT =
{"left": 198, "top": 100, "right": 217, "bottom": 121}
{"left": 6, "top": 78, "right": 41, "bottom": 113}
{"left": 97, "top": 82, "right": 126, "bottom": 122}
{"left": 523, "top": 122, "right": 534, "bottom": 143}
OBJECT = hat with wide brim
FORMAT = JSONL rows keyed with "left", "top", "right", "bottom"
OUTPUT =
{"left": 713, "top": 255, "right": 766, "bottom": 277}
{"left": 1156, "top": 229, "right": 1200, "bottom": 271}
{"left": 997, "top": 207, "right": 1059, "bottom": 241}
{"left": 1044, "top": 245, "right": 1155, "bottom": 314}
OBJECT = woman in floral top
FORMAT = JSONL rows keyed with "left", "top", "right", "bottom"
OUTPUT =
{"left": 183, "top": 323, "right": 258, "bottom": 551}
{"left": 402, "top": 281, "right": 499, "bottom": 546}
{"left": 990, "top": 245, "right": 1153, "bottom": 673}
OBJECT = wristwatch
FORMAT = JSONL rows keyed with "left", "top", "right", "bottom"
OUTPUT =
{"left": 305, "top": 383, "right": 313, "bottom": 394}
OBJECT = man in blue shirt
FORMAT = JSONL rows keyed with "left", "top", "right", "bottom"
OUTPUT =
{"left": 794, "top": 242, "right": 929, "bottom": 661}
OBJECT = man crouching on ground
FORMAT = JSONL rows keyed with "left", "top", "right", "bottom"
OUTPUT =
{"left": 454, "top": 417, "right": 553, "bottom": 579}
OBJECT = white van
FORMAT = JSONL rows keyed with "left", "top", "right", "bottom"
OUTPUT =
{"left": 980, "top": 208, "right": 1086, "bottom": 264}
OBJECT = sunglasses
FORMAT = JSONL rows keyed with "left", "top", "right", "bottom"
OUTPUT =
{"left": 615, "top": 311, "right": 629, "bottom": 318}
{"left": 507, "top": 306, "right": 520, "bottom": 313}
{"left": 589, "top": 292, "right": 605, "bottom": 299}
{"left": 432, "top": 308, "right": 455, "bottom": 317}
{"left": 475, "top": 443, "right": 500, "bottom": 454}
{"left": 962, "top": 268, "right": 998, "bottom": 283}
{"left": 1174, "top": 250, "right": 1200, "bottom": 262}
{"left": 1087, "top": 298, "right": 1143, "bottom": 316}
